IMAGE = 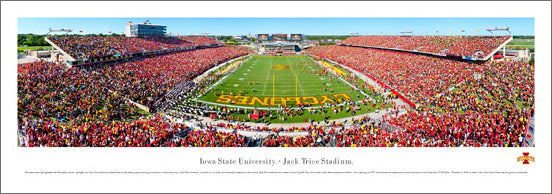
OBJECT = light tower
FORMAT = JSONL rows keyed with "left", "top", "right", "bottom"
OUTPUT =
{"left": 486, "top": 27, "right": 511, "bottom": 35}
{"left": 400, "top": 30, "right": 413, "bottom": 36}
{"left": 47, "top": 28, "right": 72, "bottom": 35}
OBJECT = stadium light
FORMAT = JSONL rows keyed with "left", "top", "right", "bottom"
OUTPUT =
{"left": 47, "top": 28, "right": 72, "bottom": 35}
{"left": 400, "top": 30, "right": 413, "bottom": 35}
{"left": 486, "top": 27, "right": 511, "bottom": 36}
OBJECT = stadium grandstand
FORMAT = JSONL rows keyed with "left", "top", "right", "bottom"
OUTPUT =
{"left": 339, "top": 35, "right": 512, "bottom": 60}
{"left": 45, "top": 35, "right": 221, "bottom": 65}
{"left": 17, "top": 28, "right": 534, "bottom": 147}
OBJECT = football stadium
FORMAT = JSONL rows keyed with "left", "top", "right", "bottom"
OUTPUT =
{"left": 17, "top": 20, "right": 535, "bottom": 147}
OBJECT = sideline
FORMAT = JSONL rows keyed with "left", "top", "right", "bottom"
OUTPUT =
{"left": 195, "top": 55, "right": 253, "bottom": 98}
{"left": 193, "top": 55, "right": 251, "bottom": 84}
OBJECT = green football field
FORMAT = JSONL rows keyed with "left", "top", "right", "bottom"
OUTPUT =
{"left": 197, "top": 55, "right": 365, "bottom": 108}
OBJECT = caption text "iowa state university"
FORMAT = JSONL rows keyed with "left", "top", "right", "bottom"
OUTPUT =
{"left": 200, "top": 157, "right": 353, "bottom": 166}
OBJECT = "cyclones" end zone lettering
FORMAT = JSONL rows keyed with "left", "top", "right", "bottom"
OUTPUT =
{"left": 214, "top": 93, "right": 353, "bottom": 106}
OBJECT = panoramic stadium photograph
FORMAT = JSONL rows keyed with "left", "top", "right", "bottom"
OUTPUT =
{"left": 16, "top": 17, "right": 535, "bottom": 147}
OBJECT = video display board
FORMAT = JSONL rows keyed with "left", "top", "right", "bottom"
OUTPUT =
{"left": 290, "top": 34, "right": 303, "bottom": 41}
{"left": 257, "top": 34, "right": 269, "bottom": 41}
{"left": 271, "top": 34, "right": 288, "bottom": 41}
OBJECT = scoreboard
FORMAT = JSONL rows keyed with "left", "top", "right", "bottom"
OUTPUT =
{"left": 272, "top": 34, "right": 288, "bottom": 41}
{"left": 257, "top": 34, "right": 269, "bottom": 41}
{"left": 290, "top": 34, "right": 303, "bottom": 41}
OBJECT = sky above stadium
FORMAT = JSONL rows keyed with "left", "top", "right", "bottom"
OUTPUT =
{"left": 18, "top": 18, "right": 534, "bottom": 36}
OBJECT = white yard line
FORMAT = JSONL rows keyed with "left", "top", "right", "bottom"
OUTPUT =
{"left": 261, "top": 56, "right": 274, "bottom": 95}
{"left": 287, "top": 56, "right": 306, "bottom": 95}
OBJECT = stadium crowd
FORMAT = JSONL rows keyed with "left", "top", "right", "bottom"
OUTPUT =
{"left": 19, "top": 113, "right": 250, "bottom": 147}
{"left": 18, "top": 45, "right": 253, "bottom": 147}
{"left": 259, "top": 116, "right": 388, "bottom": 147}
{"left": 340, "top": 36, "right": 510, "bottom": 58}
{"left": 20, "top": 115, "right": 178, "bottom": 147}
{"left": 299, "top": 45, "right": 534, "bottom": 147}
{"left": 387, "top": 60, "right": 534, "bottom": 147}
{"left": 305, "top": 45, "right": 481, "bottom": 105}
{"left": 48, "top": 36, "right": 221, "bottom": 60}
{"left": 171, "top": 130, "right": 248, "bottom": 147}
{"left": 18, "top": 61, "right": 142, "bottom": 125}
{"left": 86, "top": 46, "right": 252, "bottom": 108}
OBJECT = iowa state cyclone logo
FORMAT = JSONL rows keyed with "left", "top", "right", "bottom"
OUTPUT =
{"left": 517, "top": 152, "right": 535, "bottom": 164}
{"left": 271, "top": 64, "right": 290, "bottom": 70}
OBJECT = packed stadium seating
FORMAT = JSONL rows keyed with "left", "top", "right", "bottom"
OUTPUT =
{"left": 304, "top": 45, "right": 481, "bottom": 105}
{"left": 19, "top": 113, "right": 249, "bottom": 147}
{"left": 48, "top": 36, "right": 220, "bottom": 60}
{"left": 18, "top": 46, "right": 253, "bottom": 147}
{"left": 386, "top": 60, "right": 534, "bottom": 147}
{"left": 302, "top": 45, "right": 533, "bottom": 147}
{"left": 340, "top": 36, "right": 511, "bottom": 58}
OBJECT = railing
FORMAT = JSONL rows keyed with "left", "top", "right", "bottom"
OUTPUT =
{"left": 481, "top": 36, "right": 513, "bottom": 61}
{"left": 339, "top": 36, "right": 513, "bottom": 61}
{"left": 44, "top": 37, "right": 76, "bottom": 61}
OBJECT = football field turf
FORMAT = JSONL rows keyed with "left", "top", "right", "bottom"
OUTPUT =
{"left": 197, "top": 55, "right": 365, "bottom": 108}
